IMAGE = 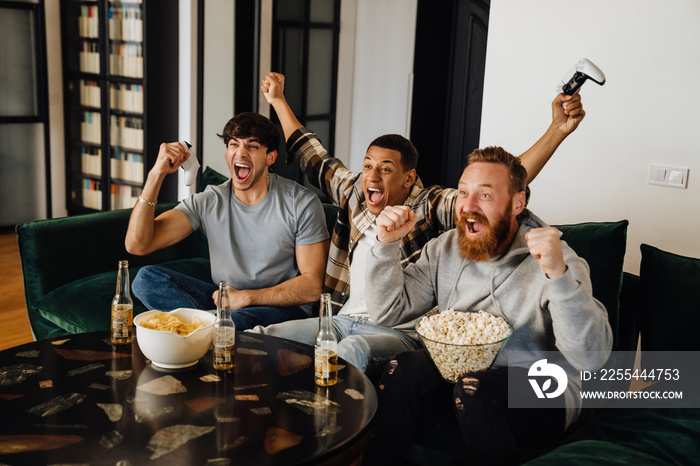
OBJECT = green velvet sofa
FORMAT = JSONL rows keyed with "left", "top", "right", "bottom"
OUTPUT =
{"left": 15, "top": 167, "right": 338, "bottom": 341}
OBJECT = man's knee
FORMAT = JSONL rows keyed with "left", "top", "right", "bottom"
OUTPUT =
{"left": 376, "top": 350, "right": 436, "bottom": 392}
{"left": 338, "top": 336, "right": 372, "bottom": 372}
{"left": 247, "top": 318, "right": 317, "bottom": 346}
{"left": 132, "top": 265, "right": 162, "bottom": 295}
{"left": 453, "top": 369, "right": 509, "bottom": 421}
{"left": 134, "top": 265, "right": 168, "bottom": 285}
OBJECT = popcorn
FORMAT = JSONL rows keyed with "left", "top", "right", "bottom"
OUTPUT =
{"left": 416, "top": 310, "right": 511, "bottom": 382}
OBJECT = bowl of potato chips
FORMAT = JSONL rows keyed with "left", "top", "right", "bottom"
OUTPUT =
{"left": 134, "top": 308, "right": 216, "bottom": 369}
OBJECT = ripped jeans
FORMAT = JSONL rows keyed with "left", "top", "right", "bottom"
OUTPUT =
{"left": 363, "top": 349, "right": 566, "bottom": 465}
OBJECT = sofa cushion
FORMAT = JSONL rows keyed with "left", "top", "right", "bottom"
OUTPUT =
{"left": 639, "top": 244, "right": 700, "bottom": 351}
{"left": 30, "top": 258, "right": 212, "bottom": 337}
{"left": 553, "top": 220, "right": 629, "bottom": 350}
{"left": 524, "top": 439, "right": 674, "bottom": 465}
{"left": 200, "top": 165, "right": 229, "bottom": 190}
{"left": 525, "top": 408, "right": 700, "bottom": 465}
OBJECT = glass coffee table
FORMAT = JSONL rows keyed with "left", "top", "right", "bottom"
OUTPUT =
{"left": 0, "top": 331, "right": 377, "bottom": 465}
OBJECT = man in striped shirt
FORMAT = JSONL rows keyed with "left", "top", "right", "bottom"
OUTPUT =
{"left": 251, "top": 73, "right": 586, "bottom": 373}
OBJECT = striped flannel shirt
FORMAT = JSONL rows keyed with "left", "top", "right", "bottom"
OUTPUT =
{"left": 288, "top": 127, "right": 457, "bottom": 314}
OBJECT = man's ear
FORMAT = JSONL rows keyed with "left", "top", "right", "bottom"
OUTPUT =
{"left": 267, "top": 149, "right": 278, "bottom": 166}
{"left": 512, "top": 191, "right": 526, "bottom": 216}
{"left": 403, "top": 168, "right": 417, "bottom": 188}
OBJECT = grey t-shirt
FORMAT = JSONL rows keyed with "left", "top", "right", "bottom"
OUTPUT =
{"left": 176, "top": 174, "right": 329, "bottom": 295}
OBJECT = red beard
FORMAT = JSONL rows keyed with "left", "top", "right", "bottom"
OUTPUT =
{"left": 456, "top": 204, "right": 513, "bottom": 262}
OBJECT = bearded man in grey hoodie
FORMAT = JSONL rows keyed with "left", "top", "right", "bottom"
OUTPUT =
{"left": 362, "top": 146, "right": 612, "bottom": 465}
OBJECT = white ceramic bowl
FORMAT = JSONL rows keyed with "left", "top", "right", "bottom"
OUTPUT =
{"left": 134, "top": 308, "right": 216, "bottom": 369}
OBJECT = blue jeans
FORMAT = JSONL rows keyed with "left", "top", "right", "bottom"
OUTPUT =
{"left": 249, "top": 315, "right": 421, "bottom": 372}
{"left": 132, "top": 265, "right": 308, "bottom": 331}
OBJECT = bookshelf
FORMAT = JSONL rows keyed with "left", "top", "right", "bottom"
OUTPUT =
{"left": 61, "top": 0, "right": 178, "bottom": 214}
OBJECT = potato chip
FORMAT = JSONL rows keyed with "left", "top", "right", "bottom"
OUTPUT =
{"left": 139, "top": 311, "right": 205, "bottom": 335}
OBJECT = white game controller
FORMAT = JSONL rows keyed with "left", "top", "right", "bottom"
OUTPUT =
{"left": 179, "top": 140, "right": 199, "bottom": 186}
{"left": 556, "top": 58, "right": 606, "bottom": 95}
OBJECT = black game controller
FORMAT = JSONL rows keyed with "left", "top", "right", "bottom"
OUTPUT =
{"left": 557, "top": 58, "right": 606, "bottom": 95}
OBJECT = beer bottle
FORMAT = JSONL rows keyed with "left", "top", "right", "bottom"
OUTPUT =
{"left": 111, "top": 260, "right": 134, "bottom": 345}
{"left": 212, "top": 281, "right": 235, "bottom": 371}
{"left": 314, "top": 293, "right": 338, "bottom": 386}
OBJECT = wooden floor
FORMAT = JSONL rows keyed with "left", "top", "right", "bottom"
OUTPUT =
{"left": 0, "top": 227, "right": 34, "bottom": 351}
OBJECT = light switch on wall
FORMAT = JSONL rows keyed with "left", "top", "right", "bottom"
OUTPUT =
{"left": 648, "top": 164, "right": 689, "bottom": 189}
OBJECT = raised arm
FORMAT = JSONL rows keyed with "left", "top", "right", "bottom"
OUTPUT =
{"left": 213, "top": 240, "right": 329, "bottom": 309}
{"left": 519, "top": 93, "right": 586, "bottom": 184}
{"left": 261, "top": 72, "right": 303, "bottom": 142}
{"left": 125, "top": 142, "right": 194, "bottom": 255}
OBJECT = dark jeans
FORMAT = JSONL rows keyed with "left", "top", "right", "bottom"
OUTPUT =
{"left": 132, "top": 265, "right": 309, "bottom": 331}
{"left": 363, "top": 349, "right": 567, "bottom": 465}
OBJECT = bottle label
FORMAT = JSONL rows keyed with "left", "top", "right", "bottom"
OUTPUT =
{"left": 213, "top": 344, "right": 235, "bottom": 370}
{"left": 314, "top": 348, "right": 338, "bottom": 386}
{"left": 111, "top": 303, "right": 133, "bottom": 343}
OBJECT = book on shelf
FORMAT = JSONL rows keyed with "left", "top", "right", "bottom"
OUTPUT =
{"left": 79, "top": 41, "right": 100, "bottom": 74}
{"left": 108, "top": 5, "right": 143, "bottom": 42}
{"left": 81, "top": 111, "right": 101, "bottom": 145}
{"left": 80, "top": 80, "right": 101, "bottom": 108}
{"left": 111, "top": 183, "right": 140, "bottom": 210}
{"left": 109, "top": 82, "right": 144, "bottom": 113}
{"left": 82, "top": 179, "right": 103, "bottom": 210}
{"left": 110, "top": 115, "right": 143, "bottom": 151}
{"left": 109, "top": 43, "right": 143, "bottom": 78}
{"left": 79, "top": 4, "right": 99, "bottom": 38}
{"left": 110, "top": 150, "right": 144, "bottom": 184}
{"left": 81, "top": 146, "right": 102, "bottom": 177}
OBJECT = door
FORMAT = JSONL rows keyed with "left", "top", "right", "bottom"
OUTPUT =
{"left": 0, "top": 0, "right": 51, "bottom": 226}
{"left": 410, "top": 0, "right": 489, "bottom": 189}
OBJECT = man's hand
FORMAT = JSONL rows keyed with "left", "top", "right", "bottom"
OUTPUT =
{"left": 212, "top": 284, "right": 251, "bottom": 311}
{"left": 376, "top": 206, "right": 418, "bottom": 243}
{"left": 260, "top": 72, "right": 303, "bottom": 141}
{"left": 552, "top": 93, "right": 585, "bottom": 136}
{"left": 261, "top": 72, "right": 285, "bottom": 105}
{"left": 152, "top": 142, "right": 190, "bottom": 177}
{"left": 525, "top": 227, "right": 567, "bottom": 279}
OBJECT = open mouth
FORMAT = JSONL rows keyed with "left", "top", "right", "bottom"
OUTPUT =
{"left": 465, "top": 216, "right": 487, "bottom": 236}
{"left": 234, "top": 163, "right": 251, "bottom": 182}
{"left": 367, "top": 187, "right": 384, "bottom": 206}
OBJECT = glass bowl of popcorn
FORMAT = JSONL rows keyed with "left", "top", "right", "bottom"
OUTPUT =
{"left": 414, "top": 310, "right": 512, "bottom": 383}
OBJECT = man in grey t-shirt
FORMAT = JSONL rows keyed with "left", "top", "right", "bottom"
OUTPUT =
{"left": 125, "top": 113, "right": 329, "bottom": 330}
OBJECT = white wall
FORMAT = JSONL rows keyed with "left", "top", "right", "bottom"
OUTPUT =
{"left": 177, "top": 0, "right": 197, "bottom": 200}
{"left": 201, "top": 0, "right": 235, "bottom": 178}
{"left": 481, "top": 0, "right": 700, "bottom": 274}
{"left": 342, "top": 0, "right": 418, "bottom": 172}
{"left": 45, "top": 0, "right": 67, "bottom": 218}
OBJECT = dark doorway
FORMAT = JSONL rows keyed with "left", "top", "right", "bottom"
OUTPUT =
{"left": 410, "top": 0, "right": 490, "bottom": 189}
{"left": 234, "top": 0, "right": 261, "bottom": 116}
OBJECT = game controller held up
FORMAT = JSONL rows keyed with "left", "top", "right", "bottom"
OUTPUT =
{"left": 179, "top": 140, "right": 199, "bottom": 186}
{"left": 556, "top": 58, "right": 606, "bottom": 95}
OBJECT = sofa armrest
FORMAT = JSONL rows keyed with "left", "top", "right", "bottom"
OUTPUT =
{"left": 16, "top": 203, "right": 208, "bottom": 310}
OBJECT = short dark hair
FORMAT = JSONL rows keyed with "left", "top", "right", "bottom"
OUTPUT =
{"left": 218, "top": 112, "right": 280, "bottom": 154}
{"left": 367, "top": 134, "right": 419, "bottom": 172}
{"left": 466, "top": 146, "right": 528, "bottom": 197}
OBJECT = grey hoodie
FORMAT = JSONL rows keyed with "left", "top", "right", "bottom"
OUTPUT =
{"left": 366, "top": 210, "right": 613, "bottom": 423}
